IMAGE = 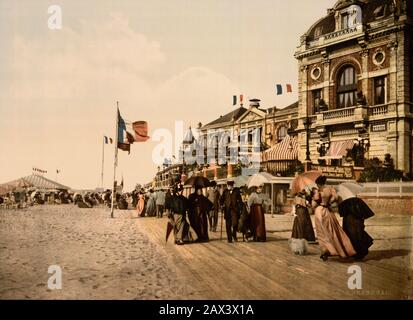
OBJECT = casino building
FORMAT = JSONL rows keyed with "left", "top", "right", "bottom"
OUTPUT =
{"left": 149, "top": 0, "right": 413, "bottom": 190}
{"left": 294, "top": 0, "right": 413, "bottom": 178}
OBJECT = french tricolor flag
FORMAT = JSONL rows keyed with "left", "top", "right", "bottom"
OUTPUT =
{"left": 276, "top": 84, "right": 293, "bottom": 95}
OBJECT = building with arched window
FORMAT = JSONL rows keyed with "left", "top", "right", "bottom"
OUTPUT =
{"left": 295, "top": 0, "right": 413, "bottom": 177}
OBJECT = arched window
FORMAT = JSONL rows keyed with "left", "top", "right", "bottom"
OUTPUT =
{"left": 337, "top": 66, "right": 357, "bottom": 108}
{"left": 277, "top": 126, "right": 288, "bottom": 141}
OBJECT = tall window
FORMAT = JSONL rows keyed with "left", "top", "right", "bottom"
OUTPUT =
{"left": 277, "top": 126, "right": 288, "bottom": 141}
{"left": 374, "top": 76, "right": 386, "bottom": 105}
{"left": 341, "top": 13, "right": 350, "bottom": 29}
{"left": 337, "top": 66, "right": 357, "bottom": 109}
{"left": 312, "top": 89, "right": 322, "bottom": 113}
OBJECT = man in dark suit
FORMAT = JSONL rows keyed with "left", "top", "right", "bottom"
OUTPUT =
{"left": 220, "top": 180, "right": 243, "bottom": 243}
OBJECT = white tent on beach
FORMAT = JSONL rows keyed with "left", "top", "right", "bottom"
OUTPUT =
{"left": 0, "top": 174, "right": 70, "bottom": 195}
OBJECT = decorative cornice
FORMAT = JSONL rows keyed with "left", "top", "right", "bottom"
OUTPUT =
{"left": 295, "top": 49, "right": 321, "bottom": 60}
{"left": 295, "top": 23, "right": 406, "bottom": 60}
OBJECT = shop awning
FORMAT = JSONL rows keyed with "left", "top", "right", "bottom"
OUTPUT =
{"left": 262, "top": 135, "right": 298, "bottom": 162}
{"left": 319, "top": 140, "right": 354, "bottom": 160}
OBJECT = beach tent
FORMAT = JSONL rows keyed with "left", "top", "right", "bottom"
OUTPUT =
{"left": 0, "top": 174, "right": 70, "bottom": 195}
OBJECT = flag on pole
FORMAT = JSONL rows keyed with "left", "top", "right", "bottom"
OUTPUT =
{"left": 240, "top": 94, "right": 244, "bottom": 105}
{"left": 117, "top": 110, "right": 131, "bottom": 153}
{"left": 276, "top": 84, "right": 283, "bottom": 95}
{"left": 117, "top": 109, "right": 150, "bottom": 153}
{"left": 33, "top": 167, "right": 47, "bottom": 174}
{"left": 286, "top": 84, "right": 293, "bottom": 93}
{"left": 104, "top": 136, "right": 113, "bottom": 144}
{"left": 132, "top": 121, "right": 150, "bottom": 142}
{"left": 232, "top": 95, "right": 237, "bottom": 106}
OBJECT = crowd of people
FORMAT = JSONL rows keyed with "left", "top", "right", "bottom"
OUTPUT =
{"left": 0, "top": 175, "right": 375, "bottom": 261}
{"left": 290, "top": 176, "right": 374, "bottom": 261}
{"left": 0, "top": 190, "right": 72, "bottom": 208}
{"left": 135, "top": 180, "right": 274, "bottom": 245}
{"left": 135, "top": 176, "right": 374, "bottom": 262}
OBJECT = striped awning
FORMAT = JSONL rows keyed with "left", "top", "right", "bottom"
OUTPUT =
{"left": 319, "top": 140, "right": 354, "bottom": 160}
{"left": 262, "top": 135, "right": 298, "bottom": 162}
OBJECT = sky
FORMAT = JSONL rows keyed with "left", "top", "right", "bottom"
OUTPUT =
{"left": 0, "top": 0, "right": 334, "bottom": 190}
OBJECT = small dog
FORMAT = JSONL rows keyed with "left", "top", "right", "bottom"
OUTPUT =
{"left": 288, "top": 238, "right": 308, "bottom": 255}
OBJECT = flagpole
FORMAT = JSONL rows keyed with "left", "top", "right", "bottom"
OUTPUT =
{"left": 101, "top": 135, "right": 105, "bottom": 189}
{"left": 110, "top": 102, "right": 119, "bottom": 218}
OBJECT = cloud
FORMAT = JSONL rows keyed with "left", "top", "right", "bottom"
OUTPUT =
{"left": 5, "top": 13, "right": 164, "bottom": 102}
{"left": 0, "top": 13, "right": 239, "bottom": 190}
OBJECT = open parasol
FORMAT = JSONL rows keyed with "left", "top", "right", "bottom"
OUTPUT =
{"left": 184, "top": 176, "right": 210, "bottom": 188}
{"left": 247, "top": 172, "right": 275, "bottom": 188}
{"left": 291, "top": 171, "right": 322, "bottom": 195}
{"left": 336, "top": 182, "right": 364, "bottom": 201}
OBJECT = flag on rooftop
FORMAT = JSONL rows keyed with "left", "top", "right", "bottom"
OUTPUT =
{"left": 276, "top": 84, "right": 293, "bottom": 95}
{"left": 233, "top": 94, "right": 244, "bottom": 106}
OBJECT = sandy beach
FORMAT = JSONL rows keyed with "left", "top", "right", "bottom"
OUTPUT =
{"left": 1, "top": 204, "right": 412, "bottom": 300}
{"left": 0, "top": 205, "right": 200, "bottom": 299}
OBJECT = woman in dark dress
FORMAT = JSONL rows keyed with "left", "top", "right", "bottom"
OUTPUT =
{"left": 188, "top": 186, "right": 213, "bottom": 242}
{"left": 247, "top": 185, "right": 269, "bottom": 242}
{"left": 291, "top": 191, "right": 316, "bottom": 242}
{"left": 338, "top": 197, "right": 374, "bottom": 260}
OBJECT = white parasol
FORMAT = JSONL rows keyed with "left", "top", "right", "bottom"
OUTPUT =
{"left": 336, "top": 182, "right": 364, "bottom": 201}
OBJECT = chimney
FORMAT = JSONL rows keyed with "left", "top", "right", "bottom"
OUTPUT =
{"left": 249, "top": 98, "right": 261, "bottom": 108}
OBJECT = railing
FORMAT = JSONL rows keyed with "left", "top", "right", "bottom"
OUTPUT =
{"left": 360, "top": 181, "right": 413, "bottom": 198}
{"left": 322, "top": 107, "right": 355, "bottom": 120}
{"left": 324, "top": 27, "right": 358, "bottom": 40}
{"left": 369, "top": 105, "right": 388, "bottom": 116}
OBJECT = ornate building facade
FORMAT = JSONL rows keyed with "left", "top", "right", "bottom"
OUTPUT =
{"left": 295, "top": 0, "right": 413, "bottom": 177}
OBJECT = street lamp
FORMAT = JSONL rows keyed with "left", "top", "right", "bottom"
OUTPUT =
{"left": 303, "top": 117, "right": 311, "bottom": 162}
{"left": 352, "top": 137, "right": 369, "bottom": 167}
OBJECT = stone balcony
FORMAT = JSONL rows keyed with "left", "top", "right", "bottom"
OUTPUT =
{"left": 315, "top": 105, "right": 368, "bottom": 127}
{"left": 296, "top": 103, "right": 401, "bottom": 135}
{"left": 306, "top": 25, "right": 363, "bottom": 50}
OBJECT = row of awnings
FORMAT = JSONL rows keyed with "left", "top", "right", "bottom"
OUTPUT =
{"left": 262, "top": 137, "right": 355, "bottom": 162}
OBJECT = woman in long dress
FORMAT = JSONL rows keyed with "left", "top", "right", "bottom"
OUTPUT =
{"left": 338, "top": 197, "right": 374, "bottom": 260}
{"left": 136, "top": 193, "right": 146, "bottom": 217}
{"left": 170, "top": 185, "right": 197, "bottom": 245}
{"left": 188, "top": 186, "right": 213, "bottom": 242}
{"left": 145, "top": 189, "right": 156, "bottom": 217}
{"left": 313, "top": 177, "right": 356, "bottom": 261}
{"left": 247, "top": 185, "right": 270, "bottom": 242}
{"left": 291, "top": 191, "right": 316, "bottom": 242}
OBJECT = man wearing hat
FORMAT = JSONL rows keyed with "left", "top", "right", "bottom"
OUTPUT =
{"left": 207, "top": 181, "right": 220, "bottom": 232}
{"left": 220, "top": 179, "right": 243, "bottom": 243}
